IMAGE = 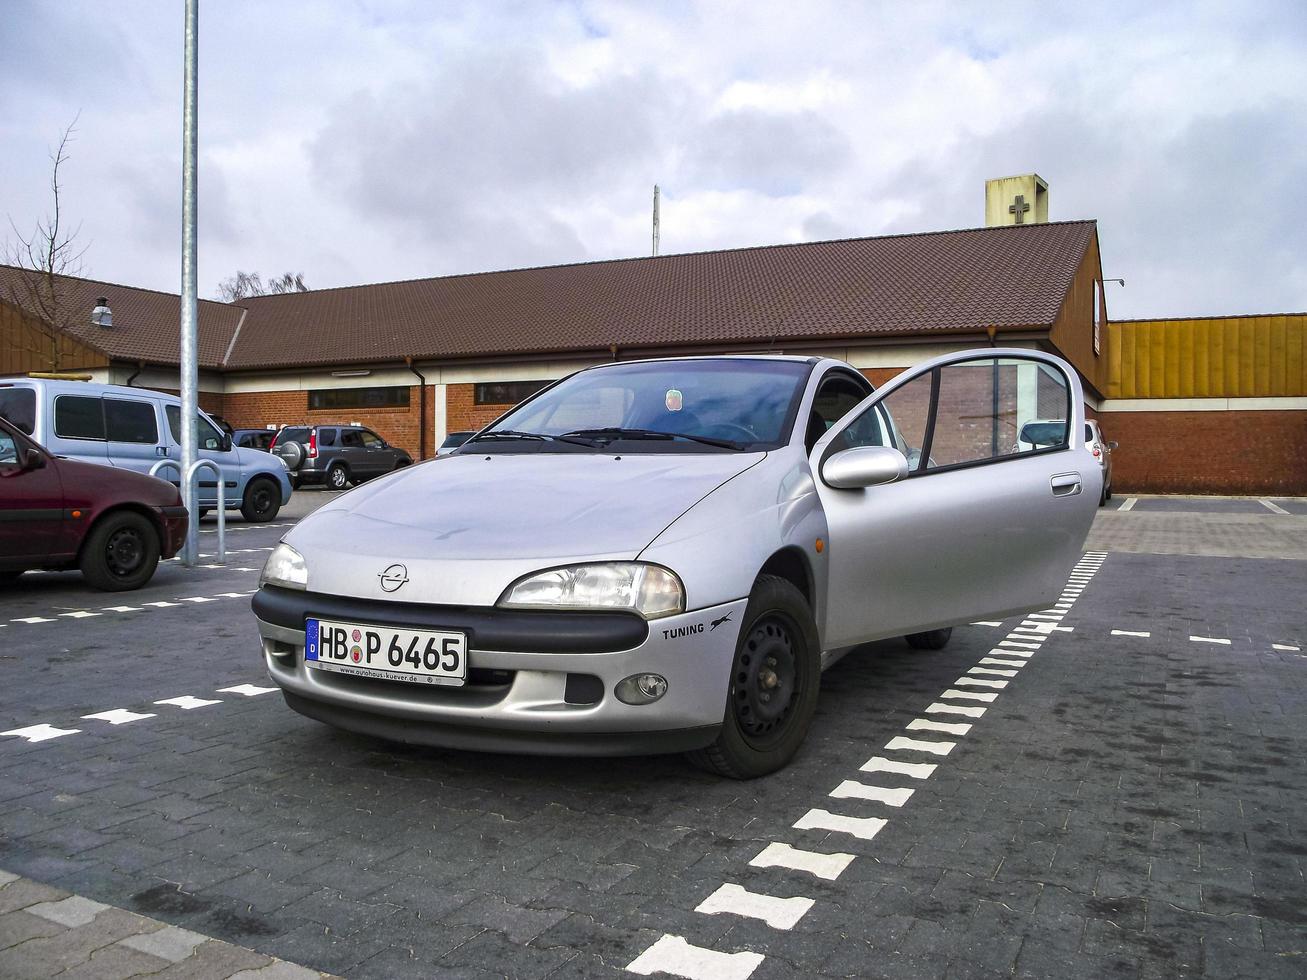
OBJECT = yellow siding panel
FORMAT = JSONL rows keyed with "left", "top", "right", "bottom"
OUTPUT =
{"left": 1107, "top": 314, "right": 1307, "bottom": 398}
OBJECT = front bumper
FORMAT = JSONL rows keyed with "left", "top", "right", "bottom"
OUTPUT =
{"left": 253, "top": 587, "right": 748, "bottom": 756}
{"left": 158, "top": 506, "right": 189, "bottom": 559}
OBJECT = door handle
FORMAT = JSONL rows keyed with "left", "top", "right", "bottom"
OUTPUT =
{"left": 156, "top": 446, "right": 169, "bottom": 456}
{"left": 1050, "top": 472, "right": 1082, "bottom": 497}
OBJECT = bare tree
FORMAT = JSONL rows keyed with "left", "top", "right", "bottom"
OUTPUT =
{"left": 216, "top": 270, "right": 308, "bottom": 303}
{"left": 3, "top": 115, "right": 88, "bottom": 373}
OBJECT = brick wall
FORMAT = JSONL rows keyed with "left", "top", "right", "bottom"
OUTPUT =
{"left": 1102, "top": 410, "right": 1307, "bottom": 495}
{"left": 222, "top": 386, "right": 428, "bottom": 459}
{"left": 446, "top": 383, "right": 515, "bottom": 435}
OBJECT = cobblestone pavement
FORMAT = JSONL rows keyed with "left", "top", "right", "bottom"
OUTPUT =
{"left": 0, "top": 498, "right": 1304, "bottom": 978}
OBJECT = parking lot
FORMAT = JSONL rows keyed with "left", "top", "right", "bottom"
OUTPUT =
{"left": 1, "top": 493, "right": 1304, "bottom": 979}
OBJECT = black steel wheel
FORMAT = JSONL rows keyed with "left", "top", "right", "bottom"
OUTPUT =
{"left": 80, "top": 511, "right": 160, "bottom": 591}
{"left": 688, "top": 575, "right": 820, "bottom": 779}
{"left": 240, "top": 477, "right": 280, "bottom": 522}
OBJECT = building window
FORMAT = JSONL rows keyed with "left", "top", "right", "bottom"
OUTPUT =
{"left": 474, "top": 380, "right": 552, "bottom": 405}
{"left": 308, "top": 387, "right": 410, "bottom": 411}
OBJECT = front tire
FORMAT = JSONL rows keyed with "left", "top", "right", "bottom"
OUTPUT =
{"left": 80, "top": 512, "right": 160, "bottom": 591}
{"left": 906, "top": 628, "right": 952, "bottom": 650}
{"left": 687, "top": 575, "right": 820, "bottom": 779}
{"left": 240, "top": 477, "right": 281, "bottom": 522}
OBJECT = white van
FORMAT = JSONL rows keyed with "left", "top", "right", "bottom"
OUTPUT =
{"left": 0, "top": 378, "right": 293, "bottom": 522}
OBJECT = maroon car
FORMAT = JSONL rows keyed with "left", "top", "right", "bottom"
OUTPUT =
{"left": 0, "top": 416, "right": 188, "bottom": 590}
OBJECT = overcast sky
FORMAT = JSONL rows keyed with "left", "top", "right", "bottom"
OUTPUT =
{"left": 2, "top": 1, "right": 1304, "bottom": 318}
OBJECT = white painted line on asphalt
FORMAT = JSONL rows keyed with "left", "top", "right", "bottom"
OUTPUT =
{"left": 218, "top": 684, "right": 278, "bottom": 696}
{"left": 926, "top": 702, "right": 985, "bottom": 718}
{"left": 793, "top": 808, "right": 887, "bottom": 840}
{"left": 695, "top": 883, "right": 814, "bottom": 930}
{"left": 1260, "top": 499, "right": 1290, "bottom": 515}
{"left": 1027, "top": 613, "right": 1064, "bottom": 621}
{"left": 993, "top": 646, "right": 1034, "bottom": 658}
{"left": 1112, "top": 630, "right": 1151, "bottom": 638}
{"left": 215, "top": 592, "right": 250, "bottom": 598}
{"left": 884, "top": 736, "right": 955, "bottom": 756}
{"left": 749, "top": 841, "right": 854, "bottom": 881}
{"left": 906, "top": 718, "right": 972, "bottom": 736}
{"left": 1189, "top": 635, "right": 1232, "bottom": 645}
{"left": 58, "top": 611, "right": 101, "bottom": 619}
{"left": 142, "top": 601, "right": 180, "bottom": 608}
{"left": 998, "top": 639, "right": 1041, "bottom": 649}
{"left": 954, "top": 676, "right": 1008, "bottom": 689}
{"left": 1118, "top": 497, "right": 1138, "bottom": 511}
{"left": 829, "top": 781, "right": 915, "bottom": 806}
{"left": 101, "top": 606, "right": 142, "bottom": 613}
{"left": 1, "top": 724, "right": 81, "bottom": 743}
{"left": 180, "top": 596, "right": 218, "bottom": 604}
{"left": 11, "top": 617, "right": 55, "bottom": 624}
{"left": 970, "top": 621, "right": 1003, "bottom": 627}
{"left": 979, "top": 657, "right": 1027, "bottom": 668}
{"left": 1272, "top": 643, "right": 1301, "bottom": 652}
{"left": 1014, "top": 622, "right": 1073, "bottom": 635}
{"left": 968, "top": 667, "right": 1018, "bottom": 678}
{"left": 941, "top": 688, "right": 999, "bottom": 702}
{"left": 626, "top": 934, "right": 763, "bottom": 980}
{"left": 155, "top": 696, "right": 222, "bottom": 710}
{"left": 860, "top": 757, "right": 936, "bottom": 779}
{"left": 82, "top": 709, "right": 157, "bottom": 725}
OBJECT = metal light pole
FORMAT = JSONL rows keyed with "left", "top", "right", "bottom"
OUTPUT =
{"left": 179, "top": 0, "right": 199, "bottom": 565}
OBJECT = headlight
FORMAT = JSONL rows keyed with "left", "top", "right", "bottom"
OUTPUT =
{"left": 260, "top": 543, "right": 307, "bottom": 591}
{"left": 498, "top": 562, "right": 684, "bottom": 619}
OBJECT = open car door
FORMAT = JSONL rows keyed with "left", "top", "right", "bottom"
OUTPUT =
{"left": 811, "top": 349, "right": 1100, "bottom": 650}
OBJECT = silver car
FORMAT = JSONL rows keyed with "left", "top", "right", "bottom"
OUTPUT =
{"left": 1086, "top": 419, "right": 1117, "bottom": 505}
{"left": 254, "top": 349, "right": 1099, "bottom": 777}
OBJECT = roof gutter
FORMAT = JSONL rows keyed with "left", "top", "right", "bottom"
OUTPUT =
{"left": 404, "top": 357, "right": 427, "bottom": 460}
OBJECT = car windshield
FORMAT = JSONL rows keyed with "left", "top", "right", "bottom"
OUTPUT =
{"left": 481, "top": 359, "right": 812, "bottom": 452}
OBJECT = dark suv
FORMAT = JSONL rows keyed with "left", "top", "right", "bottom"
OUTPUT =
{"left": 271, "top": 425, "right": 412, "bottom": 490}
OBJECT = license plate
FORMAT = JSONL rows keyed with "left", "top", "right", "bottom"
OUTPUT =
{"left": 305, "top": 618, "right": 467, "bottom": 686}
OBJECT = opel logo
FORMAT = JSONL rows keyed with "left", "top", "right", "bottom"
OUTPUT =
{"left": 378, "top": 563, "right": 409, "bottom": 593}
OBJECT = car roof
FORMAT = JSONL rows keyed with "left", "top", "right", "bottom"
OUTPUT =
{"left": 0, "top": 377, "right": 174, "bottom": 400}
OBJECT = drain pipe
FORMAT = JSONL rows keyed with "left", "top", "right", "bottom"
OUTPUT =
{"left": 405, "top": 357, "right": 427, "bottom": 459}
{"left": 125, "top": 361, "right": 144, "bottom": 387}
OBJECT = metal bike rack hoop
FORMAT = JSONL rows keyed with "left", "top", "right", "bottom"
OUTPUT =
{"left": 148, "top": 458, "right": 225, "bottom": 566}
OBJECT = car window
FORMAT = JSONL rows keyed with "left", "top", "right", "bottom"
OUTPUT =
{"left": 360, "top": 431, "right": 383, "bottom": 448}
{"left": 54, "top": 395, "right": 105, "bottom": 441}
{"left": 0, "top": 430, "right": 19, "bottom": 464}
{"left": 806, "top": 373, "right": 872, "bottom": 452}
{"left": 279, "top": 427, "right": 310, "bottom": 445}
{"left": 1085, "top": 423, "right": 1095, "bottom": 442}
{"left": 104, "top": 399, "right": 159, "bottom": 444}
{"left": 0, "top": 388, "right": 36, "bottom": 434}
{"left": 164, "top": 405, "right": 226, "bottom": 451}
{"left": 440, "top": 432, "right": 473, "bottom": 450}
{"left": 318, "top": 428, "right": 337, "bottom": 447}
{"left": 340, "top": 430, "right": 363, "bottom": 447}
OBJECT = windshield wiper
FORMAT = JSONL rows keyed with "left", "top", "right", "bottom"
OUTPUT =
{"left": 560, "top": 427, "right": 745, "bottom": 450}
{"left": 464, "top": 429, "right": 553, "bottom": 444}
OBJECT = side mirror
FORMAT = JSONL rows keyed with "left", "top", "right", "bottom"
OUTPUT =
{"left": 821, "top": 446, "right": 909, "bottom": 489}
{"left": 20, "top": 445, "right": 46, "bottom": 471}
{"left": 218, "top": 434, "right": 232, "bottom": 453}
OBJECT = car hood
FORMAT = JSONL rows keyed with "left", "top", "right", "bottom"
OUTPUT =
{"left": 285, "top": 451, "right": 764, "bottom": 605}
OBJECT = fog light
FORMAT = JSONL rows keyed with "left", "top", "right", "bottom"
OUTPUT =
{"left": 615, "top": 673, "right": 668, "bottom": 705}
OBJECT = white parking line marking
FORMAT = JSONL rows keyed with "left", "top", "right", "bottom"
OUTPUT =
{"left": 155, "top": 696, "right": 222, "bottom": 710}
{"left": 180, "top": 596, "right": 217, "bottom": 604}
{"left": 217, "top": 684, "right": 277, "bottom": 696}
{"left": 695, "top": 883, "right": 814, "bottom": 930}
{"left": 884, "top": 735, "right": 955, "bottom": 756}
{"left": 954, "top": 676, "right": 1008, "bottom": 689}
{"left": 968, "top": 667, "right": 1018, "bottom": 678}
{"left": 906, "top": 718, "right": 972, "bottom": 736}
{"left": 993, "top": 646, "right": 1034, "bottom": 658}
{"left": 941, "top": 688, "right": 998, "bottom": 701}
{"left": 829, "top": 781, "right": 915, "bottom": 806}
{"left": 1112, "top": 629, "right": 1151, "bottom": 637}
{"left": 626, "top": 934, "right": 763, "bottom": 980}
{"left": 970, "top": 621, "right": 1003, "bottom": 627}
{"left": 215, "top": 592, "right": 250, "bottom": 598}
{"left": 1118, "top": 497, "right": 1137, "bottom": 511}
{"left": 12, "top": 616, "right": 56, "bottom": 624}
{"left": 1, "top": 724, "right": 80, "bottom": 743}
{"left": 793, "top": 808, "right": 887, "bottom": 840}
{"left": 1260, "top": 499, "right": 1290, "bottom": 515}
{"left": 142, "top": 601, "right": 180, "bottom": 608}
{"left": 1027, "top": 612, "right": 1064, "bottom": 621}
{"left": 1272, "top": 643, "right": 1301, "bottom": 652}
{"left": 58, "top": 611, "right": 101, "bottom": 619}
{"left": 926, "top": 701, "right": 985, "bottom": 718}
{"left": 998, "top": 639, "right": 1041, "bottom": 650}
{"left": 1189, "top": 635, "right": 1232, "bottom": 645}
{"left": 979, "top": 657, "right": 1026, "bottom": 668}
{"left": 1016, "top": 622, "right": 1073, "bottom": 635}
{"left": 82, "top": 709, "right": 156, "bottom": 725}
{"left": 101, "top": 606, "right": 142, "bottom": 613}
{"left": 749, "top": 841, "right": 854, "bottom": 881}
{"left": 859, "top": 757, "right": 936, "bottom": 779}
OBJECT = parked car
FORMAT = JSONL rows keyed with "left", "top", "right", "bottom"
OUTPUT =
{"left": 437, "top": 431, "right": 474, "bottom": 456}
{"left": 0, "top": 378, "right": 292, "bottom": 522}
{"left": 0, "top": 416, "right": 187, "bottom": 590}
{"left": 1085, "top": 420, "right": 1117, "bottom": 505}
{"left": 253, "top": 350, "right": 1099, "bottom": 778}
{"left": 232, "top": 428, "right": 277, "bottom": 451}
{"left": 271, "top": 424, "right": 412, "bottom": 490}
